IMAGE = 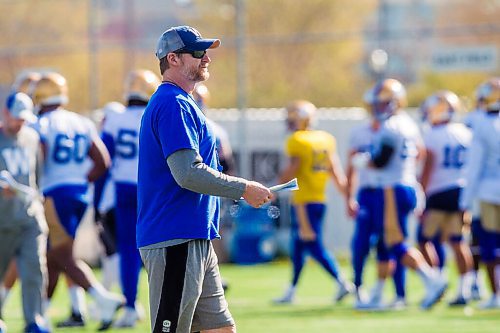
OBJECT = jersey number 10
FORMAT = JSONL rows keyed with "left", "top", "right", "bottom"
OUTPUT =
{"left": 442, "top": 144, "right": 466, "bottom": 169}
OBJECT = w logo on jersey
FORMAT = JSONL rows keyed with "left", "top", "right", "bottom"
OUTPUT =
{"left": 1, "top": 147, "right": 29, "bottom": 176}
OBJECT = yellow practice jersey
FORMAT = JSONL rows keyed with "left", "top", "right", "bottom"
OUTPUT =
{"left": 285, "top": 130, "right": 336, "bottom": 204}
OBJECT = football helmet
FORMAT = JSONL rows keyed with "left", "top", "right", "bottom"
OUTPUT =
{"left": 420, "top": 90, "right": 461, "bottom": 125}
{"left": 475, "top": 77, "right": 500, "bottom": 111}
{"left": 193, "top": 83, "right": 210, "bottom": 110}
{"left": 11, "top": 71, "right": 41, "bottom": 94}
{"left": 29, "top": 72, "right": 68, "bottom": 107}
{"left": 286, "top": 100, "right": 316, "bottom": 131}
{"left": 124, "top": 69, "right": 160, "bottom": 102}
{"left": 364, "top": 78, "right": 407, "bottom": 121}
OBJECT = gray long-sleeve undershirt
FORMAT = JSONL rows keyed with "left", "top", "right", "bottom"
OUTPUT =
{"left": 166, "top": 148, "right": 247, "bottom": 200}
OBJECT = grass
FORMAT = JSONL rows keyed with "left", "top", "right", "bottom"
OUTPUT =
{"left": 2, "top": 258, "right": 499, "bottom": 332}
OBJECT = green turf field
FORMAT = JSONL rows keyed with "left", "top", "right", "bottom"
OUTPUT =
{"left": 2, "top": 258, "right": 499, "bottom": 332}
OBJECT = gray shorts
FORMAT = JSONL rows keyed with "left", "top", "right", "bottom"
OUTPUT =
{"left": 140, "top": 239, "right": 234, "bottom": 333}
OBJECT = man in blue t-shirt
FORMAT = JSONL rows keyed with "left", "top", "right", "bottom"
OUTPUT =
{"left": 138, "top": 25, "right": 272, "bottom": 333}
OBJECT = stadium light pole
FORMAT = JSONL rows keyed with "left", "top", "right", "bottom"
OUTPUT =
{"left": 236, "top": 0, "right": 249, "bottom": 179}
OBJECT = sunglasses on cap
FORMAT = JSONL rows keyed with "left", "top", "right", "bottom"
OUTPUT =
{"left": 174, "top": 48, "right": 207, "bottom": 59}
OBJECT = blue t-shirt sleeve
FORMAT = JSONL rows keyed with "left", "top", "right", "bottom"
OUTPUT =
{"left": 156, "top": 99, "right": 200, "bottom": 159}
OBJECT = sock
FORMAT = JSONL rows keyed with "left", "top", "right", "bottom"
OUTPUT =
{"left": 42, "top": 299, "right": 51, "bottom": 326}
{"left": 88, "top": 284, "right": 108, "bottom": 301}
{"left": 281, "top": 285, "right": 296, "bottom": 300}
{"left": 335, "top": 274, "right": 347, "bottom": 288}
{"left": 416, "top": 265, "right": 436, "bottom": 286}
{"left": 372, "top": 279, "right": 385, "bottom": 298}
{"left": 471, "top": 270, "right": 479, "bottom": 285}
{"left": 101, "top": 254, "right": 120, "bottom": 291}
{"left": 69, "top": 286, "right": 86, "bottom": 316}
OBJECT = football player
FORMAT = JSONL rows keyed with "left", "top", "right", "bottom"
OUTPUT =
{"left": 346, "top": 112, "right": 407, "bottom": 310}
{"left": 462, "top": 80, "right": 497, "bottom": 301}
{"left": 100, "top": 69, "right": 160, "bottom": 327}
{"left": 460, "top": 77, "right": 500, "bottom": 309}
{"left": 93, "top": 102, "right": 124, "bottom": 292}
{"left": 29, "top": 72, "right": 124, "bottom": 329}
{"left": 273, "top": 100, "right": 354, "bottom": 304}
{"left": 419, "top": 90, "right": 473, "bottom": 305}
{"left": 352, "top": 78, "right": 448, "bottom": 309}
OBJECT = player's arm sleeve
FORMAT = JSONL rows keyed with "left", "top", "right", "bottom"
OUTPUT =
{"left": 371, "top": 136, "right": 395, "bottom": 168}
{"left": 167, "top": 148, "right": 247, "bottom": 200}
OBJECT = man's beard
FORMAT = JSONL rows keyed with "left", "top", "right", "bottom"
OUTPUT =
{"left": 181, "top": 61, "right": 209, "bottom": 82}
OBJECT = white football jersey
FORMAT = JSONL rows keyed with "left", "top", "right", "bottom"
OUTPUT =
{"left": 36, "top": 109, "right": 98, "bottom": 192}
{"left": 102, "top": 105, "right": 145, "bottom": 184}
{"left": 462, "top": 109, "right": 483, "bottom": 129}
{"left": 348, "top": 122, "right": 379, "bottom": 188}
{"left": 370, "top": 112, "right": 422, "bottom": 187}
{"left": 423, "top": 123, "right": 471, "bottom": 196}
{"left": 461, "top": 112, "right": 500, "bottom": 208}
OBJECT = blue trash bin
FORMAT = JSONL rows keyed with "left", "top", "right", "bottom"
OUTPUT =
{"left": 230, "top": 202, "right": 279, "bottom": 264}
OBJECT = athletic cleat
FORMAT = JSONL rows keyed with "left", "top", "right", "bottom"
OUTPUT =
{"left": 389, "top": 297, "right": 407, "bottom": 310}
{"left": 97, "top": 321, "right": 112, "bottom": 332}
{"left": 273, "top": 287, "right": 296, "bottom": 304}
{"left": 448, "top": 296, "right": 468, "bottom": 307}
{"left": 55, "top": 312, "right": 85, "bottom": 328}
{"left": 113, "top": 307, "right": 141, "bottom": 328}
{"left": 470, "top": 283, "right": 483, "bottom": 301}
{"left": 334, "top": 282, "right": 355, "bottom": 303}
{"left": 421, "top": 277, "right": 448, "bottom": 310}
{"left": 355, "top": 291, "right": 387, "bottom": 311}
{"left": 24, "top": 323, "right": 50, "bottom": 333}
{"left": 95, "top": 293, "right": 124, "bottom": 331}
{"left": 273, "top": 293, "right": 295, "bottom": 304}
{"left": 478, "top": 295, "right": 500, "bottom": 309}
{"left": 0, "top": 319, "right": 7, "bottom": 333}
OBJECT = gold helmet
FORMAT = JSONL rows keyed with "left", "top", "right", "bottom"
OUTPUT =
{"left": 11, "top": 71, "right": 41, "bottom": 94}
{"left": 420, "top": 90, "right": 462, "bottom": 125}
{"left": 192, "top": 83, "right": 210, "bottom": 110}
{"left": 124, "top": 69, "right": 161, "bottom": 102}
{"left": 363, "top": 78, "right": 407, "bottom": 121}
{"left": 286, "top": 100, "right": 316, "bottom": 131}
{"left": 475, "top": 77, "right": 500, "bottom": 111}
{"left": 29, "top": 72, "right": 68, "bottom": 107}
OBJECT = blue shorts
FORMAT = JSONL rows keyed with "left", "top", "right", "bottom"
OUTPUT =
{"left": 44, "top": 185, "right": 89, "bottom": 240}
{"left": 358, "top": 185, "right": 416, "bottom": 253}
{"left": 426, "top": 187, "right": 461, "bottom": 212}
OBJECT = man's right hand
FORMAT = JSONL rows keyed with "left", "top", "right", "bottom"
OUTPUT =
{"left": 242, "top": 181, "right": 272, "bottom": 208}
{"left": 347, "top": 198, "right": 359, "bottom": 219}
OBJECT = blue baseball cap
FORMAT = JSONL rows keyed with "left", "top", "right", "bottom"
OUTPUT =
{"left": 5, "top": 92, "right": 37, "bottom": 123}
{"left": 155, "top": 26, "right": 220, "bottom": 60}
